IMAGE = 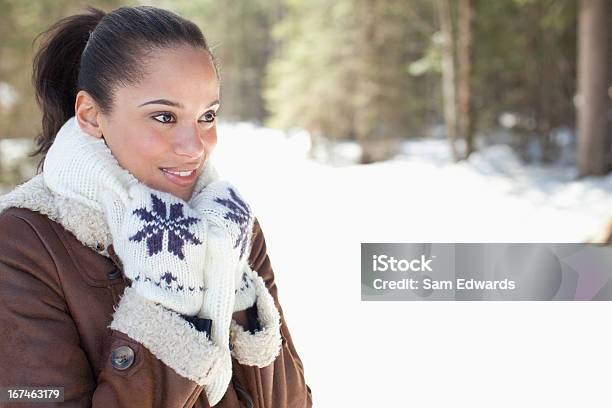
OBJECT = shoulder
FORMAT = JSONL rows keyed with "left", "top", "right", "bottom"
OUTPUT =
{"left": 0, "top": 205, "right": 58, "bottom": 231}
{"left": 0, "top": 207, "right": 66, "bottom": 299}
{"left": 0, "top": 174, "right": 111, "bottom": 253}
{"left": 248, "top": 217, "right": 265, "bottom": 261}
{"left": 0, "top": 174, "right": 65, "bottom": 250}
{"left": 0, "top": 206, "right": 63, "bottom": 250}
{"left": 248, "top": 216, "right": 275, "bottom": 279}
{"left": 252, "top": 217, "right": 263, "bottom": 241}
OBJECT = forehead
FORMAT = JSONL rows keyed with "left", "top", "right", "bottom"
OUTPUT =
{"left": 116, "top": 45, "right": 219, "bottom": 106}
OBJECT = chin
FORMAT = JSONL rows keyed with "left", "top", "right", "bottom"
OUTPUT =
{"left": 164, "top": 182, "right": 192, "bottom": 199}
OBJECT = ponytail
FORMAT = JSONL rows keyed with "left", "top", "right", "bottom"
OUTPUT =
{"left": 30, "top": 6, "right": 105, "bottom": 173}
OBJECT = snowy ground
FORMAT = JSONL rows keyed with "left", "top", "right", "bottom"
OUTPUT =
{"left": 2, "top": 124, "right": 612, "bottom": 407}
{"left": 211, "top": 122, "right": 612, "bottom": 408}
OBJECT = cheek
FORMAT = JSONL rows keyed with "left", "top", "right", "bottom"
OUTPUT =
{"left": 138, "top": 136, "right": 169, "bottom": 159}
{"left": 113, "top": 132, "right": 169, "bottom": 175}
{"left": 205, "top": 128, "right": 218, "bottom": 151}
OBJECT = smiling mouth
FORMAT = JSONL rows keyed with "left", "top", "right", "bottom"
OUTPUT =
{"left": 161, "top": 169, "right": 196, "bottom": 176}
{"left": 160, "top": 166, "right": 199, "bottom": 186}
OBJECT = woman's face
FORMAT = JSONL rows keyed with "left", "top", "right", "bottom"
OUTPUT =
{"left": 81, "top": 45, "right": 220, "bottom": 202}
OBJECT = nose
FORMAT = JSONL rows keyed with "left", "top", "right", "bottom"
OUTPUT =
{"left": 173, "top": 121, "right": 206, "bottom": 160}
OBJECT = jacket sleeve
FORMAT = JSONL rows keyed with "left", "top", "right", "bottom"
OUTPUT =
{"left": 231, "top": 218, "right": 313, "bottom": 407}
{"left": 0, "top": 212, "right": 213, "bottom": 407}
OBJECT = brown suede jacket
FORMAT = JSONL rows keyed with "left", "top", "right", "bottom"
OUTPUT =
{"left": 0, "top": 174, "right": 312, "bottom": 407}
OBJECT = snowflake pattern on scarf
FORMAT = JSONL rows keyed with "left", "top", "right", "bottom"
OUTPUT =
{"left": 134, "top": 271, "right": 205, "bottom": 293}
{"left": 129, "top": 193, "right": 203, "bottom": 260}
{"left": 214, "top": 187, "right": 252, "bottom": 259}
{"left": 235, "top": 270, "right": 251, "bottom": 294}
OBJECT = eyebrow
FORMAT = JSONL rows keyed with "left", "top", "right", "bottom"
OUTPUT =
{"left": 137, "top": 99, "right": 220, "bottom": 109}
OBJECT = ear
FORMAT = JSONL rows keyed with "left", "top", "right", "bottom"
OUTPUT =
{"left": 75, "top": 90, "right": 104, "bottom": 139}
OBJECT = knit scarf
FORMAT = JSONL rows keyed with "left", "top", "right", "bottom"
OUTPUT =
{"left": 41, "top": 116, "right": 256, "bottom": 308}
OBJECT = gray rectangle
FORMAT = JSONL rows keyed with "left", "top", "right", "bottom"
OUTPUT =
{"left": 361, "top": 243, "right": 612, "bottom": 300}
{"left": 0, "top": 387, "right": 64, "bottom": 402}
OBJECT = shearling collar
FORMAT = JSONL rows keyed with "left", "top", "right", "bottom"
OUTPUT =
{"left": 0, "top": 162, "right": 220, "bottom": 258}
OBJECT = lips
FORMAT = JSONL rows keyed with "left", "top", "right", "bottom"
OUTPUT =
{"left": 162, "top": 169, "right": 195, "bottom": 176}
{"left": 160, "top": 167, "right": 198, "bottom": 186}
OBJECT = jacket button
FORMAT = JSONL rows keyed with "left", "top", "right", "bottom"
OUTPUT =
{"left": 96, "top": 243, "right": 105, "bottom": 251}
{"left": 111, "top": 345, "right": 135, "bottom": 370}
{"left": 108, "top": 269, "right": 121, "bottom": 280}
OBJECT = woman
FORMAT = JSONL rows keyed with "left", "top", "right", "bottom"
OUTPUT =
{"left": 0, "top": 5, "right": 312, "bottom": 407}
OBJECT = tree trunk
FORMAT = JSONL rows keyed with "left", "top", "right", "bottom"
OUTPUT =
{"left": 577, "top": 0, "right": 610, "bottom": 176}
{"left": 437, "top": 0, "right": 459, "bottom": 162}
{"left": 457, "top": 0, "right": 475, "bottom": 159}
{"left": 355, "top": 0, "right": 379, "bottom": 164}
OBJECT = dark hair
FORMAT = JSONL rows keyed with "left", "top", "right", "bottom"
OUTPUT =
{"left": 29, "top": 5, "right": 218, "bottom": 173}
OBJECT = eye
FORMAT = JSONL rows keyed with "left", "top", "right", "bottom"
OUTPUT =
{"left": 200, "top": 111, "right": 217, "bottom": 123}
{"left": 152, "top": 112, "right": 175, "bottom": 124}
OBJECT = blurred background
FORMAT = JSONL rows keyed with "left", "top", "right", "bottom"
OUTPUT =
{"left": 1, "top": 1, "right": 612, "bottom": 407}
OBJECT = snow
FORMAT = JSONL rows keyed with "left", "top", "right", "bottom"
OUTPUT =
{"left": 211, "top": 121, "right": 612, "bottom": 408}
{"left": 213, "top": 122, "right": 612, "bottom": 246}
{"left": 0, "top": 138, "right": 34, "bottom": 168}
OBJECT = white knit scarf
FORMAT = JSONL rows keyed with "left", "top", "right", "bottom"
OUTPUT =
{"left": 40, "top": 116, "right": 257, "bottom": 308}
